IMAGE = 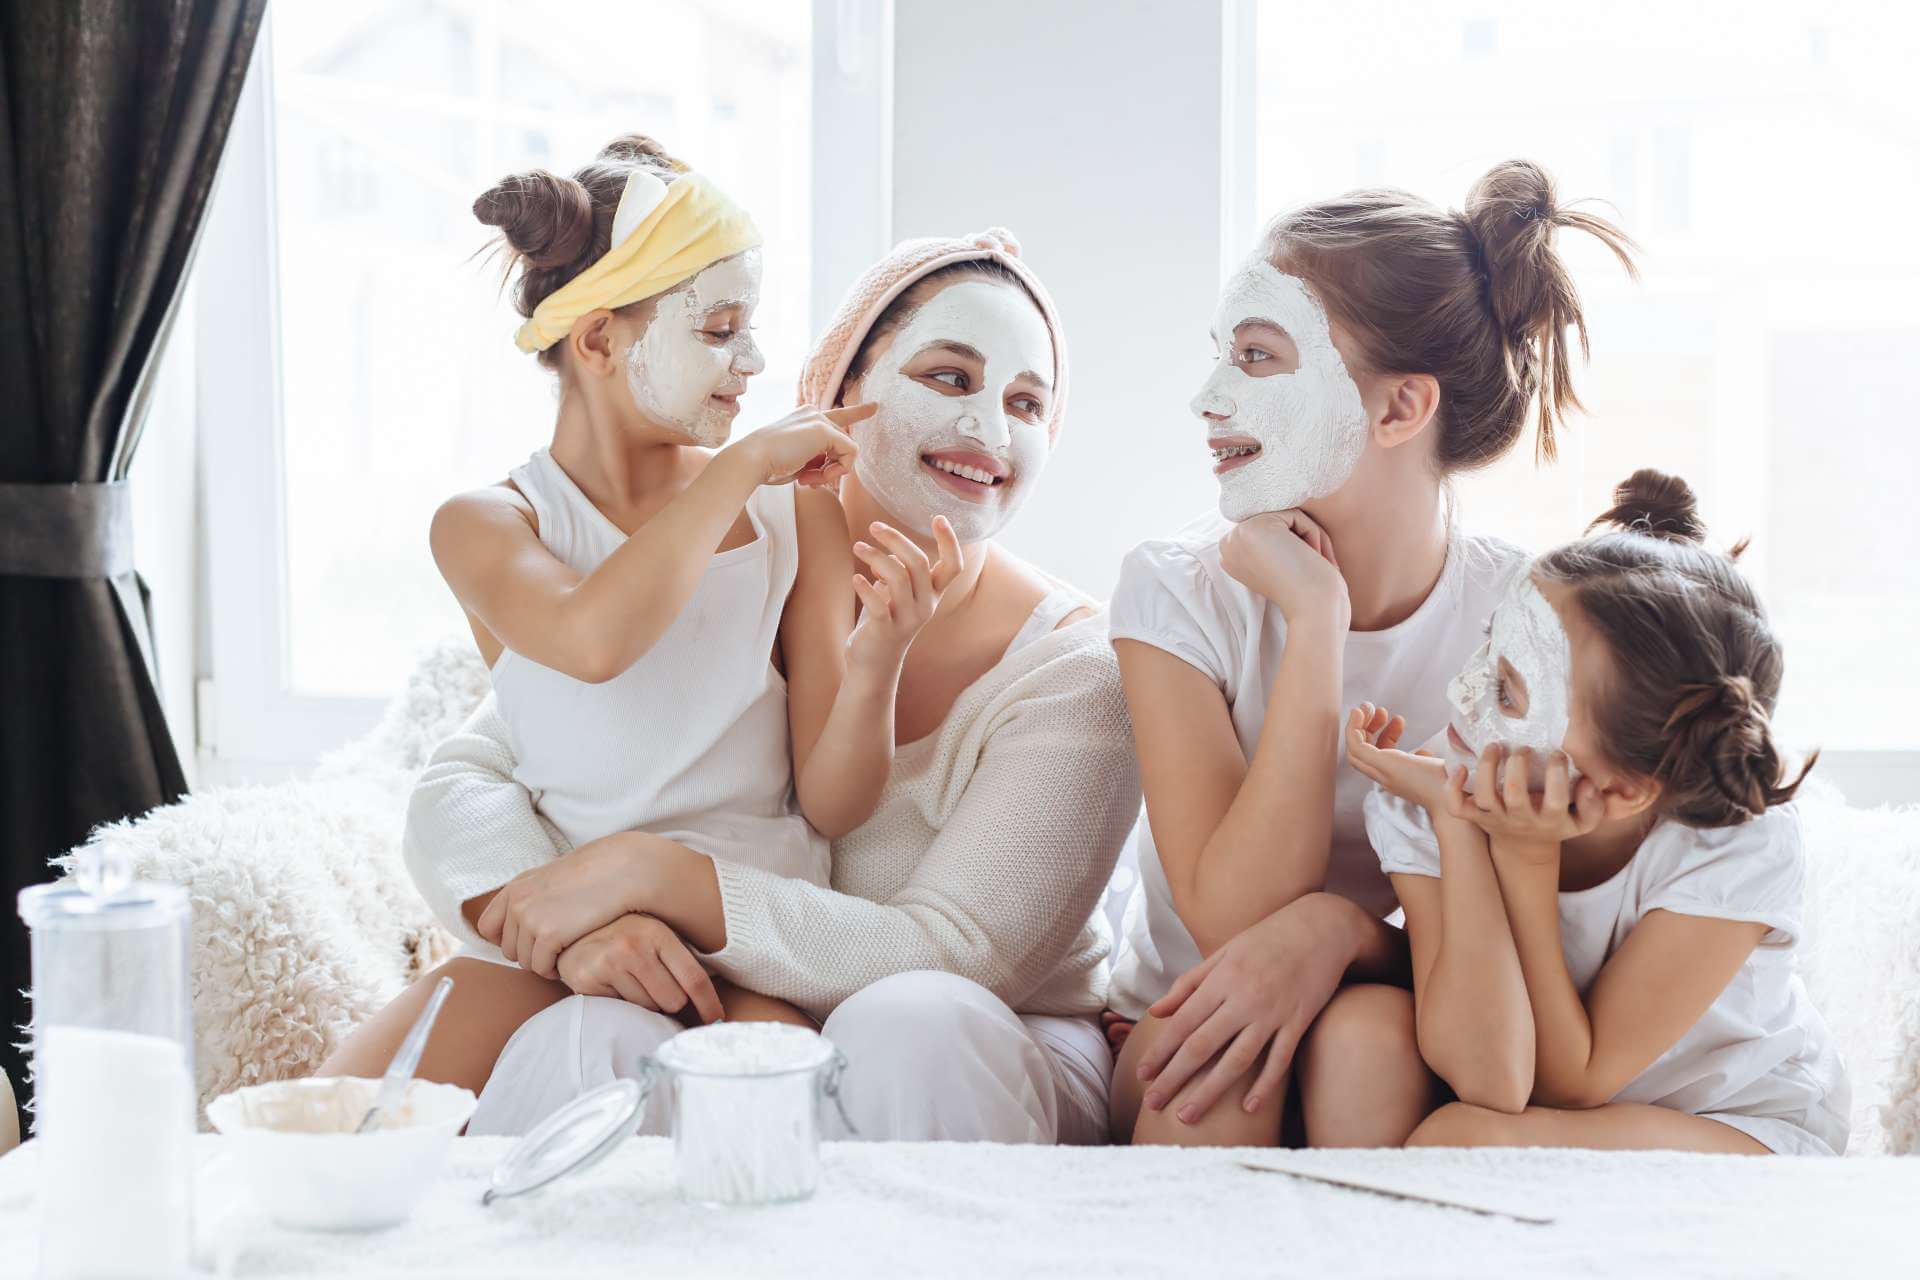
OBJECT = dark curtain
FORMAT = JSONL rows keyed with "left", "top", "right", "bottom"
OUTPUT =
{"left": 0, "top": 0, "right": 266, "bottom": 1135}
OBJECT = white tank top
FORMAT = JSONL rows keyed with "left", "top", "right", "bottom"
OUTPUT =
{"left": 490, "top": 449, "right": 829, "bottom": 887}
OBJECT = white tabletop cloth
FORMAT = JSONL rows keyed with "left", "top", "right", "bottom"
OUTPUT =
{"left": 0, "top": 1136, "right": 1908, "bottom": 1278}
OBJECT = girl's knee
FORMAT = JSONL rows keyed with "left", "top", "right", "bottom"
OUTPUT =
{"left": 1117, "top": 1015, "right": 1285, "bottom": 1149}
{"left": 1299, "top": 984, "right": 1416, "bottom": 1079}
{"left": 1406, "top": 1101, "right": 1515, "bottom": 1148}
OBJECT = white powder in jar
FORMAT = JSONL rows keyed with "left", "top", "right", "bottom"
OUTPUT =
{"left": 39, "top": 1027, "right": 193, "bottom": 1277}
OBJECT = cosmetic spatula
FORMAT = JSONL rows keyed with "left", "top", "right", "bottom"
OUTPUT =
{"left": 356, "top": 975, "right": 455, "bottom": 1134}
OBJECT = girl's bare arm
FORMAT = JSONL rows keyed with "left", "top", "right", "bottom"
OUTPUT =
{"left": 1392, "top": 820, "right": 1535, "bottom": 1114}
{"left": 431, "top": 408, "right": 863, "bottom": 684}
{"left": 1491, "top": 844, "right": 1764, "bottom": 1109}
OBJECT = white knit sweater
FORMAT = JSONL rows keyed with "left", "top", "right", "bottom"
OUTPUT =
{"left": 403, "top": 613, "right": 1140, "bottom": 1019}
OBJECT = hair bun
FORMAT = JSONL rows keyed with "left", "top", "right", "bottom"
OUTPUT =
{"left": 1458, "top": 159, "right": 1638, "bottom": 463}
{"left": 1462, "top": 160, "right": 1565, "bottom": 341}
{"left": 1591, "top": 468, "right": 1708, "bottom": 544}
{"left": 1660, "top": 675, "right": 1810, "bottom": 824}
{"left": 597, "top": 133, "right": 687, "bottom": 172}
{"left": 472, "top": 169, "right": 595, "bottom": 270}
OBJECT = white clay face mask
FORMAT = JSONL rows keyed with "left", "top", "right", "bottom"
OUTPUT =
{"left": 851, "top": 279, "right": 1053, "bottom": 542}
{"left": 1444, "top": 570, "right": 1580, "bottom": 793}
{"left": 626, "top": 248, "right": 766, "bottom": 448}
{"left": 1193, "top": 260, "right": 1370, "bottom": 521}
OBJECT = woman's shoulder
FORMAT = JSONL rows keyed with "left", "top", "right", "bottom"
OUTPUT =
{"left": 1118, "top": 508, "right": 1236, "bottom": 587}
{"left": 1110, "top": 509, "right": 1254, "bottom": 655}
{"left": 963, "top": 609, "right": 1131, "bottom": 742}
{"left": 1017, "top": 611, "right": 1127, "bottom": 695}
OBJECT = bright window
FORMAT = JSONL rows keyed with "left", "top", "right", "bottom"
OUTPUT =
{"left": 268, "top": 0, "right": 813, "bottom": 698}
{"left": 1255, "top": 0, "right": 1920, "bottom": 749}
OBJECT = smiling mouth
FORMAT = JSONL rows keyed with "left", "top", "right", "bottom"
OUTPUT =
{"left": 920, "top": 450, "right": 1009, "bottom": 503}
{"left": 1447, "top": 723, "right": 1474, "bottom": 756}
{"left": 1209, "top": 437, "right": 1262, "bottom": 475}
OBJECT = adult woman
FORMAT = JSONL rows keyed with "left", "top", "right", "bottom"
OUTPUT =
{"left": 1106, "top": 161, "right": 1636, "bottom": 1148}
{"left": 409, "top": 230, "right": 1139, "bottom": 1143}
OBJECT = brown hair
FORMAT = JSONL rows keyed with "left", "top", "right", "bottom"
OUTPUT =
{"left": 1537, "top": 468, "right": 1814, "bottom": 827}
{"left": 1265, "top": 159, "right": 1637, "bottom": 469}
{"left": 473, "top": 134, "right": 687, "bottom": 369}
{"left": 839, "top": 258, "right": 1042, "bottom": 394}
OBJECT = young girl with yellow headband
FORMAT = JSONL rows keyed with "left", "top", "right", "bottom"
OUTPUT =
{"left": 323, "top": 135, "right": 955, "bottom": 1086}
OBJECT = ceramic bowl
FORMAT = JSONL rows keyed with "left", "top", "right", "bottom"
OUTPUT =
{"left": 206, "top": 1076, "right": 475, "bottom": 1231}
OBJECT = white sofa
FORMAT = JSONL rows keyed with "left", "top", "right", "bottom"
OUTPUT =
{"left": 54, "top": 641, "right": 1920, "bottom": 1154}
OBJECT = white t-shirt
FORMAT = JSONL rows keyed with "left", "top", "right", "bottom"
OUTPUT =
{"left": 1367, "top": 788, "right": 1851, "bottom": 1155}
{"left": 1105, "top": 509, "right": 1527, "bottom": 1018}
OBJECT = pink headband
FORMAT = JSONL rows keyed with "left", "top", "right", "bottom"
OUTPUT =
{"left": 796, "top": 227, "right": 1069, "bottom": 442}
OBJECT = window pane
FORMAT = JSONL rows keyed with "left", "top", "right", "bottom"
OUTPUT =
{"left": 1255, "top": 0, "right": 1920, "bottom": 749}
{"left": 269, "top": 0, "right": 810, "bottom": 697}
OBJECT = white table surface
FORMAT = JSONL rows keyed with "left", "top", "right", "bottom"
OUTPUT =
{"left": 0, "top": 1135, "right": 1910, "bottom": 1278}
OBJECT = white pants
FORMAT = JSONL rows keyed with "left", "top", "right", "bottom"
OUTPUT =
{"left": 469, "top": 970, "right": 1113, "bottom": 1144}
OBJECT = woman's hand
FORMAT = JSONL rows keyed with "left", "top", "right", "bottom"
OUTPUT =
{"left": 847, "top": 516, "right": 962, "bottom": 671}
{"left": 1344, "top": 702, "right": 1454, "bottom": 812}
{"left": 1136, "top": 894, "right": 1357, "bottom": 1123}
{"left": 556, "top": 913, "right": 725, "bottom": 1024}
{"left": 1218, "top": 509, "right": 1349, "bottom": 631}
{"left": 727, "top": 403, "right": 872, "bottom": 487}
{"left": 1445, "top": 744, "right": 1603, "bottom": 852}
{"left": 476, "top": 833, "right": 647, "bottom": 978}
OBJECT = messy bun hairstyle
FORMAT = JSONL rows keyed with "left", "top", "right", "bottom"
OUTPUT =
{"left": 1537, "top": 469, "right": 1814, "bottom": 827}
{"left": 473, "top": 134, "right": 687, "bottom": 368}
{"left": 1264, "top": 159, "right": 1637, "bottom": 469}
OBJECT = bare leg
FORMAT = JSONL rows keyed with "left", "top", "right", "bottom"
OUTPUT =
{"left": 1110, "top": 1012, "right": 1286, "bottom": 1148}
{"left": 1295, "top": 984, "right": 1441, "bottom": 1148}
{"left": 711, "top": 978, "right": 816, "bottom": 1028}
{"left": 1407, "top": 1101, "right": 1770, "bottom": 1153}
{"left": 316, "top": 958, "right": 569, "bottom": 1096}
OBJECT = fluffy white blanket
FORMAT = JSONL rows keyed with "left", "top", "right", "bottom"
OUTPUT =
{"left": 0, "top": 1136, "right": 1910, "bottom": 1278}
{"left": 50, "top": 642, "right": 486, "bottom": 1117}
{"left": 50, "top": 640, "right": 1920, "bottom": 1153}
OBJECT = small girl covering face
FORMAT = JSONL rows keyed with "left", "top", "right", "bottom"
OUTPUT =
{"left": 1347, "top": 469, "right": 1849, "bottom": 1155}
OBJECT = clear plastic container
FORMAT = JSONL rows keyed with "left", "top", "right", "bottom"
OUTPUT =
{"left": 19, "top": 861, "right": 194, "bottom": 1278}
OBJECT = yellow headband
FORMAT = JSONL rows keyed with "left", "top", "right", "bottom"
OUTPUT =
{"left": 513, "top": 171, "right": 762, "bottom": 354}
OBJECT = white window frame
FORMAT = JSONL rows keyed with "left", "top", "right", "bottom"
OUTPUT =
{"left": 197, "top": 1, "right": 891, "bottom": 776}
